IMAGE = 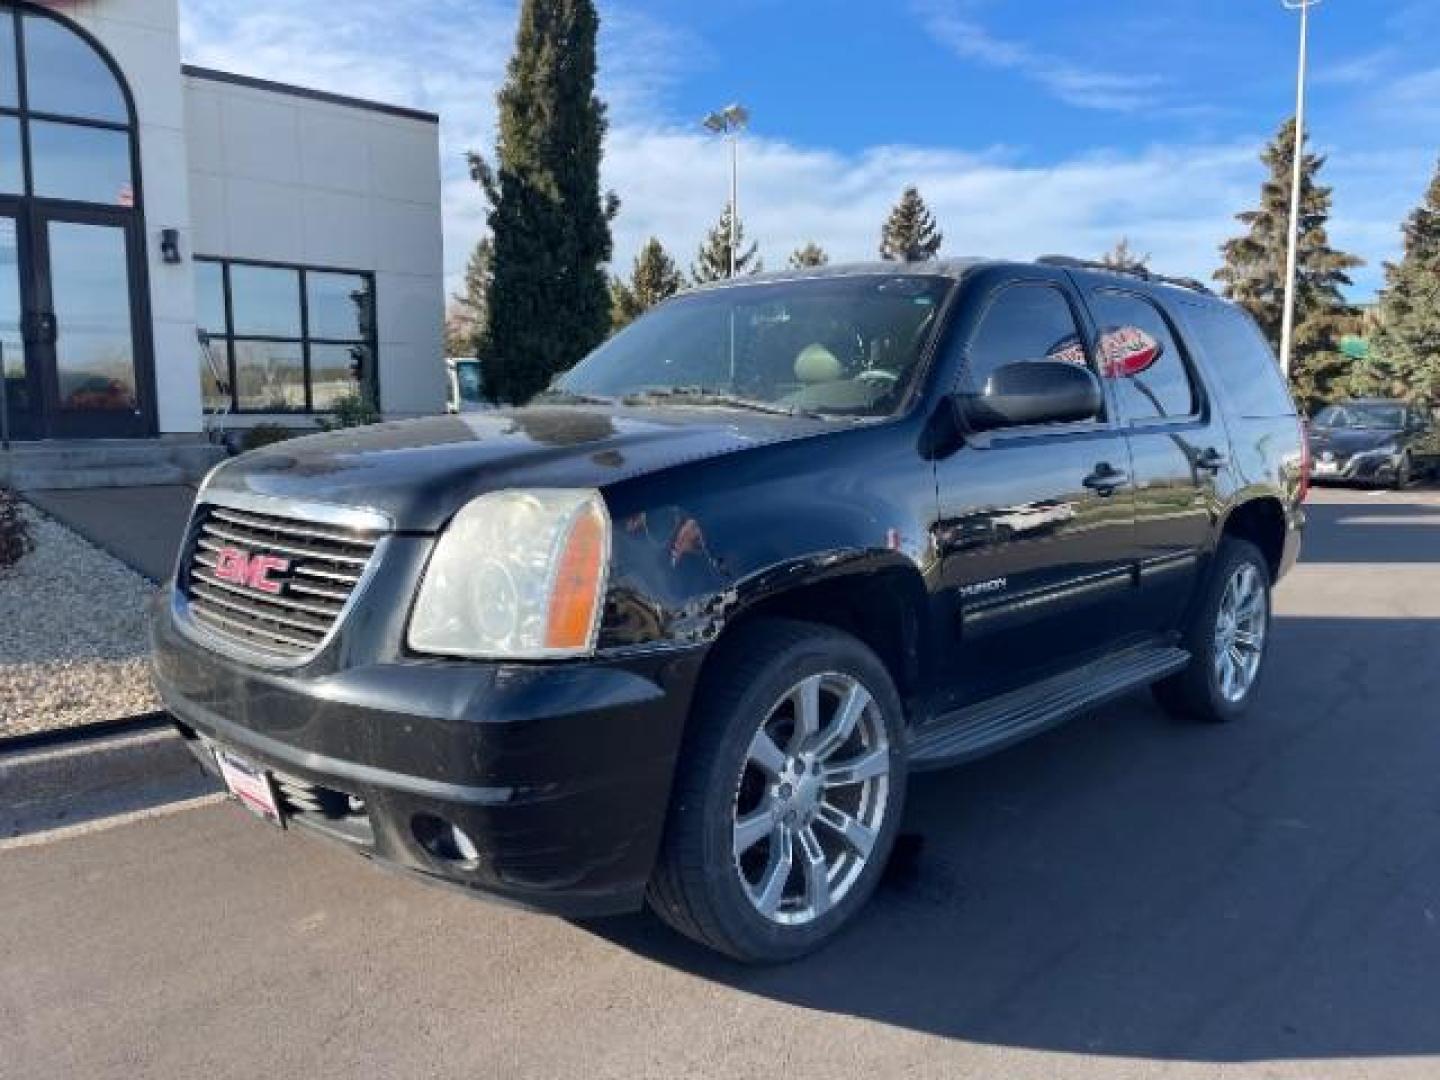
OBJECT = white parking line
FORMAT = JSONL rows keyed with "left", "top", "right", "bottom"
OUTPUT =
{"left": 0, "top": 793, "right": 226, "bottom": 853}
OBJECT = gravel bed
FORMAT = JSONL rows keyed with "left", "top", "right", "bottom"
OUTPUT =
{"left": 1, "top": 503, "right": 160, "bottom": 738}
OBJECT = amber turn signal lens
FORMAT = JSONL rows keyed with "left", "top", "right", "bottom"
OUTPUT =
{"left": 545, "top": 499, "right": 608, "bottom": 650}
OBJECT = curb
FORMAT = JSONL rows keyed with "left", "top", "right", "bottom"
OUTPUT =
{"left": 0, "top": 710, "right": 171, "bottom": 754}
{"left": 1, "top": 719, "right": 218, "bottom": 840}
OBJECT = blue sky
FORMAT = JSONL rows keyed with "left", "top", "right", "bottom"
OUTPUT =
{"left": 181, "top": 0, "right": 1440, "bottom": 302}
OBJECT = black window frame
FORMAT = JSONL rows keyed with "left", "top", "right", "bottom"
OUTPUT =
{"left": 1086, "top": 287, "right": 1205, "bottom": 428}
{"left": 0, "top": 5, "right": 137, "bottom": 208}
{"left": 195, "top": 254, "right": 378, "bottom": 415}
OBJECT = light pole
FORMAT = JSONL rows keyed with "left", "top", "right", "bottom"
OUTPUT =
{"left": 1279, "top": 0, "right": 1320, "bottom": 379}
{"left": 702, "top": 104, "right": 749, "bottom": 277}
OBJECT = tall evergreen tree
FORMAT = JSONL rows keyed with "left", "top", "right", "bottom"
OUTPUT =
{"left": 444, "top": 302, "right": 474, "bottom": 356}
{"left": 1100, "top": 236, "right": 1150, "bottom": 272}
{"left": 788, "top": 241, "right": 829, "bottom": 269}
{"left": 691, "top": 203, "right": 760, "bottom": 283}
{"left": 611, "top": 237, "right": 683, "bottom": 330}
{"left": 468, "top": 0, "right": 618, "bottom": 404}
{"left": 879, "top": 186, "right": 943, "bottom": 262}
{"left": 1214, "top": 119, "right": 1362, "bottom": 410}
{"left": 1356, "top": 159, "right": 1440, "bottom": 402}
{"left": 447, "top": 236, "right": 493, "bottom": 356}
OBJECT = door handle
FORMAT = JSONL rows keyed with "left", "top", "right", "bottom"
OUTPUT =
{"left": 1083, "top": 462, "right": 1129, "bottom": 495}
{"left": 1195, "top": 446, "right": 1229, "bottom": 472}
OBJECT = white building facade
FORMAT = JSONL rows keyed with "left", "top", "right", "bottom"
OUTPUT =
{"left": 1, "top": 0, "right": 445, "bottom": 446}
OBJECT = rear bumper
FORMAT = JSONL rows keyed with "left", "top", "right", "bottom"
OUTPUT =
{"left": 1278, "top": 510, "right": 1303, "bottom": 581}
{"left": 150, "top": 589, "right": 704, "bottom": 917}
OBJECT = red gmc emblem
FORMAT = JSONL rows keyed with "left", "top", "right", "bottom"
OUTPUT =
{"left": 212, "top": 546, "right": 290, "bottom": 595}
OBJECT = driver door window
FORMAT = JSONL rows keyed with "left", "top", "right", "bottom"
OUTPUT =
{"left": 962, "top": 284, "right": 1098, "bottom": 417}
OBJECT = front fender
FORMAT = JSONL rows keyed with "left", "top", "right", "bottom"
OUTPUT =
{"left": 594, "top": 420, "right": 939, "bottom": 657}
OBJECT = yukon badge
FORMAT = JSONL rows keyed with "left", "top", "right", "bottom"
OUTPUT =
{"left": 959, "top": 577, "right": 1007, "bottom": 599}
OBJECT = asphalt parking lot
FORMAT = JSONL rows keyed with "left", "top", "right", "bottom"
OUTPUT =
{"left": 3, "top": 485, "right": 1439, "bottom": 1080}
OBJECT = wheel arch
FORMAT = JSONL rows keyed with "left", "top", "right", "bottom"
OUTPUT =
{"left": 700, "top": 551, "right": 932, "bottom": 721}
{"left": 1218, "top": 494, "right": 1287, "bottom": 581}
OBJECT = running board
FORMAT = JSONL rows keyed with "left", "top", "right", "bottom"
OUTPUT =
{"left": 909, "top": 645, "right": 1191, "bottom": 771}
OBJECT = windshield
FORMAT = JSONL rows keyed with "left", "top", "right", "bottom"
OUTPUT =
{"left": 553, "top": 274, "right": 953, "bottom": 417}
{"left": 1313, "top": 403, "right": 1405, "bottom": 430}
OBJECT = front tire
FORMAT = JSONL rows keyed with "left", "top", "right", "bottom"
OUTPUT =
{"left": 1392, "top": 453, "right": 1413, "bottom": 490}
{"left": 647, "top": 619, "right": 907, "bottom": 963}
{"left": 1153, "top": 537, "right": 1272, "bottom": 724}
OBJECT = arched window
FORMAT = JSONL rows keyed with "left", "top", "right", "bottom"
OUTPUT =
{"left": 0, "top": 4, "right": 137, "bottom": 206}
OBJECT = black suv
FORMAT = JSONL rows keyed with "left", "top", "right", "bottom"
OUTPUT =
{"left": 1307, "top": 398, "right": 1439, "bottom": 487}
{"left": 152, "top": 258, "right": 1305, "bottom": 963}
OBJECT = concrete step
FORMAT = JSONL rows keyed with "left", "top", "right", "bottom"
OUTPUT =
{"left": 8, "top": 444, "right": 166, "bottom": 469}
{"left": 6, "top": 462, "right": 188, "bottom": 491}
{"left": 1, "top": 438, "right": 226, "bottom": 490}
{"left": 167, "top": 442, "right": 227, "bottom": 479}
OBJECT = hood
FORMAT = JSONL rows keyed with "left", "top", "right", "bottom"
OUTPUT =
{"left": 206, "top": 406, "right": 829, "bottom": 531}
{"left": 1308, "top": 426, "right": 1400, "bottom": 456}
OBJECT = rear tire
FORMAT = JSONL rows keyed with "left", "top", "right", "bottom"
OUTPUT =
{"left": 1153, "top": 537, "right": 1272, "bottom": 724}
{"left": 647, "top": 618, "right": 907, "bottom": 963}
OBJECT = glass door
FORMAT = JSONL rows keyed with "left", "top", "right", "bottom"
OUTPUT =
{"left": 29, "top": 206, "right": 148, "bottom": 438}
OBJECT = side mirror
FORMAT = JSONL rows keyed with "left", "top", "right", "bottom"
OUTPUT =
{"left": 955, "top": 359, "right": 1103, "bottom": 432}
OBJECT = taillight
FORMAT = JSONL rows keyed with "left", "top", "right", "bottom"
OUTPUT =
{"left": 1297, "top": 419, "right": 1311, "bottom": 503}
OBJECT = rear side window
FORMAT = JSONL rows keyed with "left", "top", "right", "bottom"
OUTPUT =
{"left": 1087, "top": 290, "right": 1197, "bottom": 423}
{"left": 1184, "top": 304, "right": 1296, "bottom": 417}
{"left": 962, "top": 283, "right": 1093, "bottom": 396}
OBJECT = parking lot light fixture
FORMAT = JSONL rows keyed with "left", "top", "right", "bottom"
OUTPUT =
{"left": 1279, "top": 0, "right": 1321, "bottom": 379}
{"left": 702, "top": 104, "right": 750, "bottom": 277}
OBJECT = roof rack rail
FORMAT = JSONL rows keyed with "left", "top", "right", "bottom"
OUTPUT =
{"left": 1035, "top": 254, "right": 1214, "bottom": 296}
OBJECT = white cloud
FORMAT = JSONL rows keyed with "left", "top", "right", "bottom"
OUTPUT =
{"left": 913, "top": 0, "right": 1165, "bottom": 113}
{"left": 178, "top": 0, "right": 1403, "bottom": 303}
{"left": 1312, "top": 48, "right": 1400, "bottom": 88}
{"left": 606, "top": 129, "right": 1262, "bottom": 284}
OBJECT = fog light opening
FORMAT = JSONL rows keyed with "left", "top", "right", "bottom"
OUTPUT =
{"left": 411, "top": 813, "right": 481, "bottom": 868}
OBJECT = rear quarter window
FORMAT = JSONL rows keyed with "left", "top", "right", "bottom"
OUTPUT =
{"left": 1182, "top": 303, "right": 1297, "bottom": 418}
{"left": 1086, "top": 289, "right": 1198, "bottom": 423}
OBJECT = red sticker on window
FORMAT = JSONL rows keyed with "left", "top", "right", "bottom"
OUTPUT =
{"left": 1099, "top": 326, "right": 1162, "bottom": 378}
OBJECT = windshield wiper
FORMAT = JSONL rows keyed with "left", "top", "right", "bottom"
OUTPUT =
{"left": 622, "top": 387, "right": 822, "bottom": 419}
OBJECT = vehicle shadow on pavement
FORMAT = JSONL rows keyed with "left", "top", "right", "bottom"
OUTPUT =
{"left": 585, "top": 610, "right": 1440, "bottom": 1062}
{"left": 584, "top": 613, "right": 1440, "bottom": 1059}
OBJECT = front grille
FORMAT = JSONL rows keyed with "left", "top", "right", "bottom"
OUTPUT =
{"left": 181, "top": 502, "right": 383, "bottom": 660}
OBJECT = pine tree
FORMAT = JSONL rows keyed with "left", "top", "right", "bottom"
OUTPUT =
{"left": 444, "top": 302, "right": 474, "bottom": 356}
{"left": 691, "top": 203, "right": 760, "bottom": 283}
{"left": 1357, "top": 159, "right": 1440, "bottom": 403}
{"left": 879, "top": 186, "right": 943, "bottom": 262}
{"left": 788, "top": 242, "right": 829, "bottom": 269}
{"left": 1101, "top": 237, "right": 1150, "bottom": 272}
{"left": 1214, "top": 118, "right": 1362, "bottom": 411}
{"left": 468, "top": 0, "right": 618, "bottom": 404}
{"left": 446, "top": 237, "right": 493, "bottom": 356}
{"left": 611, "top": 237, "right": 684, "bottom": 331}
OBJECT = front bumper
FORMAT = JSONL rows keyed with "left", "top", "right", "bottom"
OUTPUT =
{"left": 1308, "top": 451, "right": 1401, "bottom": 484}
{"left": 151, "top": 589, "right": 704, "bottom": 916}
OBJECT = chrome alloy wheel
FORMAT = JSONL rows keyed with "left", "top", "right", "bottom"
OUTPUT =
{"left": 731, "top": 672, "right": 891, "bottom": 926}
{"left": 1213, "top": 562, "right": 1267, "bottom": 703}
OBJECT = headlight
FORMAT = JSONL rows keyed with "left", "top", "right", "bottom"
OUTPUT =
{"left": 408, "top": 489, "right": 610, "bottom": 659}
